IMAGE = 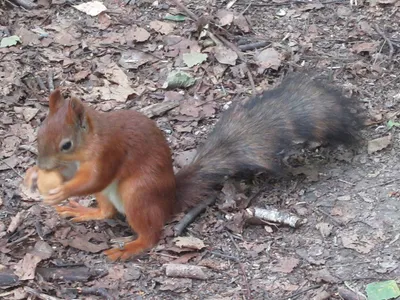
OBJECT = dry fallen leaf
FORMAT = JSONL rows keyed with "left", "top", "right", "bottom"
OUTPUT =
{"left": 93, "top": 63, "right": 138, "bottom": 102}
{"left": 352, "top": 42, "right": 379, "bottom": 54}
{"left": 271, "top": 257, "right": 300, "bottom": 273}
{"left": 14, "top": 253, "right": 42, "bottom": 280}
{"left": 214, "top": 45, "right": 238, "bottom": 66}
{"left": 14, "top": 107, "right": 39, "bottom": 122}
{"left": 368, "top": 134, "right": 392, "bottom": 154}
{"left": 10, "top": 124, "right": 35, "bottom": 143}
{"left": 118, "top": 50, "right": 156, "bottom": 70}
{"left": 341, "top": 233, "right": 375, "bottom": 254}
{"left": 150, "top": 20, "right": 174, "bottom": 35}
{"left": 179, "top": 102, "right": 201, "bottom": 117}
{"left": 216, "top": 9, "right": 234, "bottom": 26}
{"left": 127, "top": 26, "right": 150, "bottom": 42}
{"left": 73, "top": 1, "right": 107, "bottom": 16}
{"left": 67, "top": 236, "right": 109, "bottom": 253}
{"left": 336, "top": 5, "right": 352, "bottom": 18}
{"left": 97, "top": 12, "right": 111, "bottom": 30}
{"left": 233, "top": 15, "right": 250, "bottom": 32}
{"left": 73, "top": 70, "right": 91, "bottom": 82}
{"left": 173, "top": 236, "right": 206, "bottom": 250}
{"left": 256, "top": 48, "right": 282, "bottom": 71}
{"left": 30, "top": 241, "right": 53, "bottom": 260}
{"left": 316, "top": 222, "right": 333, "bottom": 238}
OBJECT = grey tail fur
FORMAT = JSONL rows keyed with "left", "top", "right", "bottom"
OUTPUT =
{"left": 175, "top": 73, "right": 364, "bottom": 210}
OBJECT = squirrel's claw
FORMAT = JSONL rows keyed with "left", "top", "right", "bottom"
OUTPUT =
{"left": 104, "top": 248, "right": 128, "bottom": 262}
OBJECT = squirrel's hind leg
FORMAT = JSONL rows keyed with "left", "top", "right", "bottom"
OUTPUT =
{"left": 55, "top": 193, "right": 117, "bottom": 222}
{"left": 104, "top": 180, "right": 170, "bottom": 261}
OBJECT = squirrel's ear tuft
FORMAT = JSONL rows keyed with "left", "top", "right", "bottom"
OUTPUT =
{"left": 49, "top": 89, "right": 65, "bottom": 114}
{"left": 68, "top": 97, "right": 86, "bottom": 128}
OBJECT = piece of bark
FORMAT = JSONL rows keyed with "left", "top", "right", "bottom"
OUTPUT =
{"left": 245, "top": 207, "right": 304, "bottom": 228}
{"left": 164, "top": 264, "right": 207, "bottom": 280}
{"left": 139, "top": 101, "right": 179, "bottom": 118}
{"left": 36, "top": 266, "right": 97, "bottom": 282}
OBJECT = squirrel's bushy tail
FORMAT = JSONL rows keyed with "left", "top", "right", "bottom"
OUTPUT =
{"left": 175, "top": 73, "right": 364, "bottom": 210}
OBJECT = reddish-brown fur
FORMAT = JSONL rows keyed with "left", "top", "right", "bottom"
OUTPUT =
{"left": 35, "top": 89, "right": 176, "bottom": 261}
{"left": 29, "top": 74, "right": 363, "bottom": 261}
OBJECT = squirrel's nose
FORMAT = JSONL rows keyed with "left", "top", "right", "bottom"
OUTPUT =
{"left": 37, "top": 158, "right": 55, "bottom": 170}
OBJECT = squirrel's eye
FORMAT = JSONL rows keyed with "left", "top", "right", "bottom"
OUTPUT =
{"left": 60, "top": 139, "right": 73, "bottom": 152}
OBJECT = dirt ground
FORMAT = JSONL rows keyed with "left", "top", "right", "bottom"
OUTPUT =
{"left": 1, "top": 0, "right": 400, "bottom": 299}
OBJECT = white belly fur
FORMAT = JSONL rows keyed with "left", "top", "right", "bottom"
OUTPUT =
{"left": 101, "top": 180, "right": 125, "bottom": 214}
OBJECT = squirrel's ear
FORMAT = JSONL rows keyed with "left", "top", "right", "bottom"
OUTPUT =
{"left": 68, "top": 97, "right": 87, "bottom": 128}
{"left": 48, "top": 89, "right": 65, "bottom": 114}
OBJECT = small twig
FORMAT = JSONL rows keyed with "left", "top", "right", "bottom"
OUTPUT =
{"left": 48, "top": 70, "right": 55, "bottom": 92}
{"left": 174, "top": 196, "right": 217, "bottom": 236}
{"left": 5, "top": 0, "right": 18, "bottom": 8}
{"left": 7, "top": 229, "right": 36, "bottom": 247}
{"left": 209, "top": 250, "right": 240, "bottom": 262}
{"left": 19, "top": 145, "right": 38, "bottom": 155}
{"left": 226, "top": 231, "right": 241, "bottom": 252}
{"left": 357, "top": 178, "right": 400, "bottom": 191}
{"left": 35, "top": 75, "right": 47, "bottom": 92}
{"left": 240, "top": 0, "right": 252, "bottom": 15}
{"left": 238, "top": 41, "right": 270, "bottom": 52}
{"left": 338, "top": 179, "right": 355, "bottom": 186}
{"left": 0, "top": 160, "right": 23, "bottom": 179}
{"left": 374, "top": 24, "right": 395, "bottom": 61}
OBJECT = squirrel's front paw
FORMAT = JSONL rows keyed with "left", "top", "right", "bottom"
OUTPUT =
{"left": 43, "top": 186, "right": 69, "bottom": 205}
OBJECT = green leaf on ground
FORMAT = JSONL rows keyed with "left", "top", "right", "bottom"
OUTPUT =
{"left": 164, "top": 71, "right": 196, "bottom": 89}
{"left": 387, "top": 120, "right": 400, "bottom": 130}
{"left": 366, "top": 280, "right": 400, "bottom": 300}
{"left": 0, "top": 35, "right": 21, "bottom": 48}
{"left": 183, "top": 52, "right": 208, "bottom": 68}
{"left": 164, "top": 14, "right": 186, "bottom": 22}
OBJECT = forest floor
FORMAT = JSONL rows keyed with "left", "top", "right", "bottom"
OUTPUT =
{"left": 1, "top": 0, "right": 400, "bottom": 299}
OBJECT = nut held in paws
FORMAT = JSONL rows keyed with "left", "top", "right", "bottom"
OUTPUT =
{"left": 37, "top": 169, "right": 64, "bottom": 196}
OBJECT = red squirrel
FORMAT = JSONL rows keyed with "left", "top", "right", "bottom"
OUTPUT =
{"left": 25, "top": 73, "right": 363, "bottom": 261}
